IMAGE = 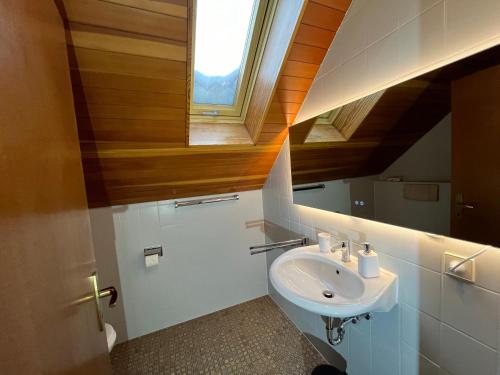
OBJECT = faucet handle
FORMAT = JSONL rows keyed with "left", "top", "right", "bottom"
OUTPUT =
{"left": 363, "top": 242, "right": 371, "bottom": 254}
{"left": 331, "top": 240, "right": 351, "bottom": 262}
{"left": 341, "top": 241, "right": 351, "bottom": 263}
{"left": 330, "top": 240, "right": 346, "bottom": 252}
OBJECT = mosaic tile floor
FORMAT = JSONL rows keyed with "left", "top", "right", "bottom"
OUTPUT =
{"left": 111, "top": 296, "right": 328, "bottom": 374}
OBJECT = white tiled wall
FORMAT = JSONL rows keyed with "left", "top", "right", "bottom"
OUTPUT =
{"left": 296, "top": 0, "right": 500, "bottom": 123}
{"left": 262, "top": 138, "right": 500, "bottom": 375}
{"left": 92, "top": 190, "right": 268, "bottom": 341}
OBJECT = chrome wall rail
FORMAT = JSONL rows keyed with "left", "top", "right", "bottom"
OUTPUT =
{"left": 250, "top": 237, "right": 309, "bottom": 255}
{"left": 175, "top": 194, "right": 239, "bottom": 208}
{"left": 293, "top": 184, "right": 325, "bottom": 192}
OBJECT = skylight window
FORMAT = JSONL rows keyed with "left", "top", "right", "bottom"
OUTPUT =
{"left": 191, "top": 0, "right": 271, "bottom": 121}
{"left": 315, "top": 108, "right": 340, "bottom": 125}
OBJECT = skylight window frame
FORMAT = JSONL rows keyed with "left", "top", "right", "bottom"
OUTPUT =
{"left": 189, "top": 0, "right": 273, "bottom": 123}
{"left": 314, "top": 108, "right": 341, "bottom": 125}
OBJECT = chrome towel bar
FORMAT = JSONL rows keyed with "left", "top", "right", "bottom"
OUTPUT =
{"left": 175, "top": 194, "right": 239, "bottom": 208}
{"left": 250, "top": 237, "right": 309, "bottom": 255}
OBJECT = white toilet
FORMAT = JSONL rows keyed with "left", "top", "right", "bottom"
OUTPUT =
{"left": 105, "top": 323, "right": 117, "bottom": 352}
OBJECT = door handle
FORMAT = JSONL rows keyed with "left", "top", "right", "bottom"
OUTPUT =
{"left": 83, "top": 273, "right": 119, "bottom": 331}
{"left": 98, "top": 286, "right": 118, "bottom": 307}
{"left": 73, "top": 273, "right": 119, "bottom": 331}
{"left": 455, "top": 193, "right": 475, "bottom": 217}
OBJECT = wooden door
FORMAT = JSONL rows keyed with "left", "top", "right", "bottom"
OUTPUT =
{"left": 0, "top": 1, "right": 112, "bottom": 374}
{"left": 451, "top": 63, "right": 500, "bottom": 247}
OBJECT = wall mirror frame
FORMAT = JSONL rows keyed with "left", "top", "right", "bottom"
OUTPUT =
{"left": 289, "top": 44, "right": 500, "bottom": 247}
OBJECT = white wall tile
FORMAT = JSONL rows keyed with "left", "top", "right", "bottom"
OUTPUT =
{"left": 397, "top": 2, "right": 445, "bottom": 75}
{"left": 300, "top": 69, "right": 341, "bottom": 120}
{"left": 402, "top": 304, "right": 441, "bottom": 363}
{"left": 366, "top": 32, "right": 402, "bottom": 89}
{"left": 378, "top": 251, "right": 404, "bottom": 276}
{"left": 328, "top": 12, "right": 366, "bottom": 69}
{"left": 398, "top": 260, "right": 442, "bottom": 319}
{"left": 338, "top": 51, "right": 369, "bottom": 104}
{"left": 442, "top": 276, "right": 499, "bottom": 349}
{"left": 348, "top": 323, "right": 372, "bottom": 375}
{"left": 297, "top": 0, "right": 500, "bottom": 125}
{"left": 397, "top": 0, "right": 442, "bottom": 26}
{"left": 445, "top": 0, "right": 500, "bottom": 56}
{"left": 413, "top": 234, "right": 446, "bottom": 272}
{"left": 440, "top": 324, "right": 498, "bottom": 375}
{"left": 371, "top": 306, "right": 401, "bottom": 375}
{"left": 401, "top": 342, "right": 440, "bottom": 375}
{"left": 137, "top": 204, "right": 161, "bottom": 247}
{"left": 99, "top": 190, "right": 268, "bottom": 340}
{"left": 361, "top": 0, "right": 398, "bottom": 47}
{"left": 157, "top": 202, "right": 175, "bottom": 227}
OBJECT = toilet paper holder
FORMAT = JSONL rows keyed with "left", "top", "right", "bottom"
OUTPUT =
{"left": 144, "top": 246, "right": 163, "bottom": 257}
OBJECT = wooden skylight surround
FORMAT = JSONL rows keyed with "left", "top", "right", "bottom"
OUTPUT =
{"left": 188, "top": 0, "right": 305, "bottom": 145}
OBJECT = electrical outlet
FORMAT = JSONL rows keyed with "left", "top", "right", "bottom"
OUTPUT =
{"left": 444, "top": 252, "right": 475, "bottom": 283}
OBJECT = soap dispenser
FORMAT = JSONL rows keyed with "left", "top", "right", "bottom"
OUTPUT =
{"left": 358, "top": 242, "right": 380, "bottom": 278}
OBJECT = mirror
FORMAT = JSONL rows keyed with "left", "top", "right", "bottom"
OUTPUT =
{"left": 290, "top": 45, "right": 500, "bottom": 247}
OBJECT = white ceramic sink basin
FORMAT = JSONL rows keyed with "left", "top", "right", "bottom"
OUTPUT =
{"left": 270, "top": 245, "right": 398, "bottom": 317}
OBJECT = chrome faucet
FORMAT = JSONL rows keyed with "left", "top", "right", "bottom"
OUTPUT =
{"left": 331, "top": 240, "right": 351, "bottom": 263}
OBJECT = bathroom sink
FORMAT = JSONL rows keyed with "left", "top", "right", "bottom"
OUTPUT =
{"left": 270, "top": 245, "right": 398, "bottom": 317}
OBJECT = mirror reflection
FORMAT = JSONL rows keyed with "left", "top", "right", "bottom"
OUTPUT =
{"left": 290, "top": 45, "right": 500, "bottom": 247}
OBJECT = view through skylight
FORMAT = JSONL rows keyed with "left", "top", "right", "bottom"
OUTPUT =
{"left": 193, "top": 0, "right": 257, "bottom": 106}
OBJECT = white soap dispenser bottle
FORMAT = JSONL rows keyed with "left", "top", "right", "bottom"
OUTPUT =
{"left": 358, "top": 242, "right": 380, "bottom": 278}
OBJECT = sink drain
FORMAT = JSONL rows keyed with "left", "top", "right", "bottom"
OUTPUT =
{"left": 322, "top": 290, "right": 334, "bottom": 299}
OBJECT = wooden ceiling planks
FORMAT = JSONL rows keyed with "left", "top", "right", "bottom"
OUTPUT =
{"left": 254, "top": 0, "right": 351, "bottom": 144}
{"left": 59, "top": 0, "right": 194, "bottom": 205}
{"left": 80, "top": 142, "right": 281, "bottom": 206}
{"left": 61, "top": 0, "right": 341, "bottom": 207}
{"left": 290, "top": 134, "right": 423, "bottom": 184}
{"left": 62, "top": 0, "right": 188, "bottom": 41}
{"left": 58, "top": 0, "right": 353, "bottom": 207}
{"left": 61, "top": 0, "right": 188, "bottom": 152}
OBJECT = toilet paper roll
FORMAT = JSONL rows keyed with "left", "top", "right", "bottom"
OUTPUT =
{"left": 145, "top": 254, "right": 159, "bottom": 268}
